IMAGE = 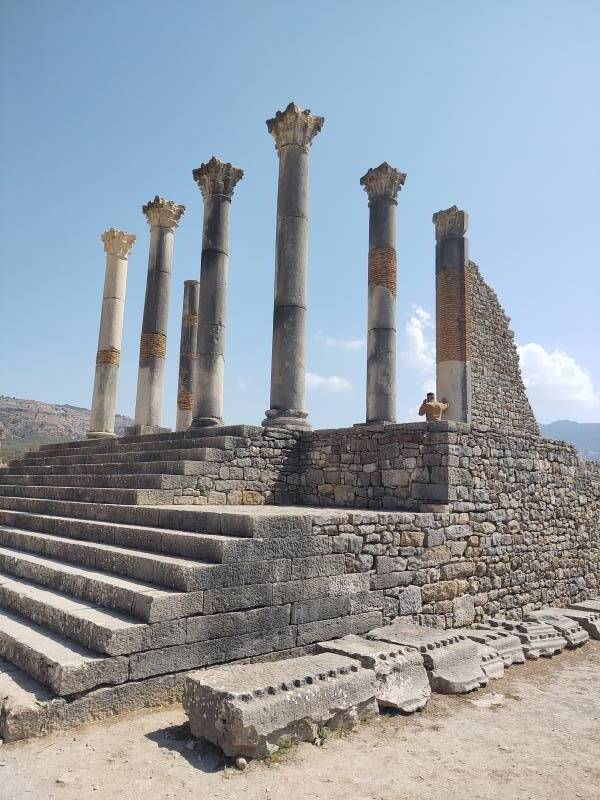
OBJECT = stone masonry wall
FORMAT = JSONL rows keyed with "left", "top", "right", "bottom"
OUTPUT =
{"left": 468, "top": 262, "right": 539, "bottom": 435}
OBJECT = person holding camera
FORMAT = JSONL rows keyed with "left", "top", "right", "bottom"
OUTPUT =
{"left": 418, "top": 392, "right": 449, "bottom": 421}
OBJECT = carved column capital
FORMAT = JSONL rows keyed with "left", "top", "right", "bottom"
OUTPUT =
{"left": 360, "top": 162, "right": 406, "bottom": 203}
{"left": 143, "top": 196, "right": 186, "bottom": 231}
{"left": 432, "top": 205, "right": 469, "bottom": 240}
{"left": 192, "top": 157, "right": 244, "bottom": 200}
{"left": 266, "top": 102, "right": 324, "bottom": 152}
{"left": 101, "top": 228, "right": 136, "bottom": 258}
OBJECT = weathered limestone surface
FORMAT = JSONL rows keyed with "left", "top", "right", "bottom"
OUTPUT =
{"left": 476, "top": 642, "right": 505, "bottom": 680}
{"left": 558, "top": 607, "right": 600, "bottom": 639}
{"left": 367, "top": 619, "right": 484, "bottom": 693}
{"left": 263, "top": 103, "right": 323, "bottom": 431}
{"left": 192, "top": 157, "right": 243, "bottom": 428}
{"left": 457, "top": 628, "right": 525, "bottom": 667}
{"left": 476, "top": 619, "right": 567, "bottom": 659}
{"left": 570, "top": 599, "right": 600, "bottom": 613}
{"left": 524, "top": 609, "right": 589, "bottom": 647}
{"left": 132, "top": 196, "right": 185, "bottom": 433}
{"left": 317, "top": 634, "right": 430, "bottom": 712}
{"left": 176, "top": 280, "right": 200, "bottom": 431}
{"left": 360, "top": 163, "right": 405, "bottom": 424}
{"left": 89, "top": 229, "right": 135, "bottom": 438}
{"left": 183, "top": 652, "right": 378, "bottom": 758}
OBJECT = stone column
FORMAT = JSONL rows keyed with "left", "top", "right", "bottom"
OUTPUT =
{"left": 88, "top": 228, "right": 136, "bottom": 438}
{"left": 432, "top": 205, "right": 471, "bottom": 423}
{"left": 262, "top": 102, "right": 324, "bottom": 431}
{"left": 360, "top": 162, "right": 406, "bottom": 424}
{"left": 176, "top": 280, "right": 200, "bottom": 431}
{"left": 191, "top": 157, "right": 244, "bottom": 428}
{"left": 131, "top": 196, "right": 185, "bottom": 434}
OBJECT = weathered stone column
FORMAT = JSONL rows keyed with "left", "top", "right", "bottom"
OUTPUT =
{"left": 262, "top": 102, "right": 324, "bottom": 431}
{"left": 432, "top": 205, "right": 471, "bottom": 423}
{"left": 360, "top": 163, "right": 406, "bottom": 424}
{"left": 176, "top": 280, "right": 200, "bottom": 431}
{"left": 88, "top": 228, "right": 136, "bottom": 438}
{"left": 191, "top": 157, "right": 243, "bottom": 428}
{"left": 131, "top": 196, "right": 185, "bottom": 434}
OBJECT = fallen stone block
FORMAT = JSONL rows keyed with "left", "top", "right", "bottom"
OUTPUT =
{"left": 553, "top": 607, "right": 600, "bottom": 640}
{"left": 183, "top": 652, "right": 379, "bottom": 758}
{"left": 366, "top": 620, "right": 484, "bottom": 694}
{"left": 476, "top": 618, "right": 566, "bottom": 659}
{"left": 316, "top": 634, "right": 430, "bottom": 712}
{"left": 569, "top": 599, "right": 600, "bottom": 614}
{"left": 524, "top": 609, "right": 589, "bottom": 648}
{"left": 458, "top": 628, "right": 525, "bottom": 667}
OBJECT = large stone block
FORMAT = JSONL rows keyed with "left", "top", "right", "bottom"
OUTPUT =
{"left": 476, "top": 618, "right": 567, "bottom": 659}
{"left": 554, "top": 607, "right": 600, "bottom": 640}
{"left": 524, "top": 609, "right": 589, "bottom": 648}
{"left": 366, "top": 620, "right": 484, "bottom": 693}
{"left": 183, "top": 652, "right": 379, "bottom": 758}
{"left": 476, "top": 643, "right": 504, "bottom": 681}
{"left": 317, "top": 634, "right": 430, "bottom": 712}
{"left": 457, "top": 628, "right": 525, "bottom": 667}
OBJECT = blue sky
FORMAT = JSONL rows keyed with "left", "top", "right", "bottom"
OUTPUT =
{"left": 1, "top": 0, "right": 599, "bottom": 428}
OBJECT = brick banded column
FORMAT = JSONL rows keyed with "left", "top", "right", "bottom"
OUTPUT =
{"left": 432, "top": 205, "right": 471, "bottom": 423}
{"left": 88, "top": 228, "right": 136, "bottom": 438}
{"left": 360, "top": 162, "right": 406, "bottom": 424}
{"left": 176, "top": 280, "right": 200, "bottom": 431}
{"left": 191, "top": 157, "right": 243, "bottom": 428}
{"left": 262, "top": 102, "right": 324, "bottom": 431}
{"left": 131, "top": 196, "right": 185, "bottom": 434}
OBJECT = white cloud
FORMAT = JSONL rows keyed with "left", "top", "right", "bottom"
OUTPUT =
{"left": 314, "top": 332, "right": 365, "bottom": 352}
{"left": 401, "top": 306, "right": 436, "bottom": 373}
{"left": 306, "top": 372, "right": 352, "bottom": 392}
{"left": 517, "top": 343, "right": 600, "bottom": 423}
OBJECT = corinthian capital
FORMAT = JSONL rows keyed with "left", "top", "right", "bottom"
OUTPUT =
{"left": 266, "top": 102, "right": 324, "bottom": 152}
{"left": 360, "top": 162, "right": 406, "bottom": 202}
{"left": 432, "top": 205, "right": 468, "bottom": 240}
{"left": 192, "top": 156, "right": 244, "bottom": 200}
{"left": 101, "top": 228, "right": 136, "bottom": 258}
{"left": 142, "top": 196, "right": 186, "bottom": 231}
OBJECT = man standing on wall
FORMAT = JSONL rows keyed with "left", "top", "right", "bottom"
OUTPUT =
{"left": 418, "top": 392, "right": 449, "bottom": 421}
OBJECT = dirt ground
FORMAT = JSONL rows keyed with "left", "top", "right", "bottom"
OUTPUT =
{"left": 2, "top": 641, "right": 599, "bottom": 800}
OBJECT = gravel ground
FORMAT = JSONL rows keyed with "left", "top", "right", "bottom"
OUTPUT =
{"left": 2, "top": 641, "right": 599, "bottom": 800}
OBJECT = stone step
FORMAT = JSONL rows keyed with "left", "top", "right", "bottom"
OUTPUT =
{"left": 0, "top": 473, "right": 200, "bottom": 489}
{"left": 0, "top": 496, "right": 287, "bottom": 539}
{"left": 0, "top": 607, "right": 128, "bottom": 696}
{"left": 3, "top": 459, "right": 219, "bottom": 477}
{"left": 0, "top": 483, "right": 174, "bottom": 506}
{"left": 14, "top": 439, "right": 243, "bottom": 467}
{"left": 36, "top": 425, "right": 263, "bottom": 455}
{"left": 10, "top": 445, "right": 230, "bottom": 469}
{"left": 0, "top": 508, "right": 249, "bottom": 562}
{"left": 0, "top": 546, "right": 204, "bottom": 622}
{"left": 0, "top": 571, "right": 150, "bottom": 655}
{"left": 0, "top": 526, "right": 231, "bottom": 591}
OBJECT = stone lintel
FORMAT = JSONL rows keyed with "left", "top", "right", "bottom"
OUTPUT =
{"left": 360, "top": 162, "right": 406, "bottom": 203}
{"left": 142, "top": 196, "right": 186, "bottom": 231}
{"left": 266, "top": 101, "right": 324, "bottom": 152}
{"left": 192, "top": 156, "right": 244, "bottom": 200}
{"left": 432, "top": 205, "right": 468, "bottom": 241}
{"left": 101, "top": 228, "right": 136, "bottom": 258}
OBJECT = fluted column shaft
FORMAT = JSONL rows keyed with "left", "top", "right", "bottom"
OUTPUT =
{"left": 176, "top": 280, "right": 200, "bottom": 431}
{"left": 191, "top": 157, "right": 243, "bottom": 428}
{"left": 361, "top": 163, "right": 406, "bottom": 424}
{"left": 132, "top": 196, "right": 185, "bottom": 433}
{"left": 263, "top": 102, "right": 324, "bottom": 430}
{"left": 88, "top": 229, "right": 135, "bottom": 438}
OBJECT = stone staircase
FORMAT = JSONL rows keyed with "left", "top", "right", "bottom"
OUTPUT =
{"left": 0, "top": 427, "right": 382, "bottom": 741}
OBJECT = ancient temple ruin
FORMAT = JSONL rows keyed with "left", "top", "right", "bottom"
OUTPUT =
{"left": 0, "top": 102, "right": 598, "bottom": 742}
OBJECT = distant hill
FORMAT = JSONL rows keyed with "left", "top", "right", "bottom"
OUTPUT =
{"left": 540, "top": 420, "right": 600, "bottom": 461}
{"left": 0, "top": 396, "right": 133, "bottom": 460}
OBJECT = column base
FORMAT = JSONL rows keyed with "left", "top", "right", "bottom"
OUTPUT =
{"left": 190, "top": 416, "right": 223, "bottom": 428}
{"left": 87, "top": 431, "right": 117, "bottom": 440}
{"left": 261, "top": 408, "right": 312, "bottom": 432}
{"left": 124, "top": 425, "right": 172, "bottom": 436}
